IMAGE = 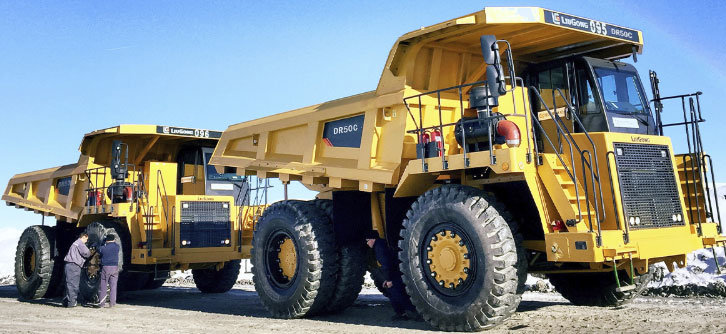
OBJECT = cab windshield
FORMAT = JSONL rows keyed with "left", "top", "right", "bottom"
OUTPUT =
{"left": 594, "top": 67, "right": 648, "bottom": 114}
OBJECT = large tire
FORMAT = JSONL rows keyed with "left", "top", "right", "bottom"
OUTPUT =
{"left": 142, "top": 274, "right": 167, "bottom": 290}
{"left": 312, "top": 199, "right": 367, "bottom": 314}
{"left": 79, "top": 221, "right": 128, "bottom": 303}
{"left": 251, "top": 200, "right": 339, "bottom": 318}
{"left": 548, "top": 266, "right": 654, "bottom": 306}
{"left": 14, "top": 226, "right": 58, "bottom": 300}
{"left": 192, "top": 260, "right": 241, "bottom": 293}
{"left": 398, "top": 185, "right": 522, "bottom": 331}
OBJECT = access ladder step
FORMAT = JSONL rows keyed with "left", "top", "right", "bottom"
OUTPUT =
{"left": 615, "top": 284, "right": 636, "bottom": 293}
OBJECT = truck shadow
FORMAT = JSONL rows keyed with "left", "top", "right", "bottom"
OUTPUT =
{"left": 0, "top": 284, "right": 566, "bottom": 331}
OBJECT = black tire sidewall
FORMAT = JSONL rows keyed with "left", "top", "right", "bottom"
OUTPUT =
{"left": 80, "top": 221, "right": 125, "bottom": 302}
{"left": 399, "top": 185, "right": 519, "bottom": 330}
{"left": 252, "top": 207, "right": 308, "bottom": 308}
{"left": 14, "top": 226, "right": 52, "bottom": 300}
{"left": 402, "top": 196, "right": 494, "bottom": 310}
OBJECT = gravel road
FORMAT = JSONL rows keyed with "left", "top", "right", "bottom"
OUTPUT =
{"left": 0, "top": 284, "right": 724, "bottom": 333}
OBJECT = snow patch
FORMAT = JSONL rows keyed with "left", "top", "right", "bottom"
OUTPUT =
{"left": 645, "top": 247, "right": 726, "bottom": 297}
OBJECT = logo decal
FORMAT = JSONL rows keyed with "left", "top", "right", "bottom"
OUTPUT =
{"left": 630, "top": 136, "right": 650, "bottom": 143}
{"left": 552, "top": 12, "right": 560, "bottom": 25}
{"left": 322, "top": 114, "right": 365, "bottom": 148}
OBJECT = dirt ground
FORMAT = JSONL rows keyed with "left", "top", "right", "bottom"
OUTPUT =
{"left": 0, "top": 284, "right": 724, "bottom": 334}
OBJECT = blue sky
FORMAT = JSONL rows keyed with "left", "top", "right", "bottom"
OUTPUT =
{"left": 1, "top": 1, "right": 724, "bottom": 229}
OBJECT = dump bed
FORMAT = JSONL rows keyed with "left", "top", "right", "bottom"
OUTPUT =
{"left": 3, "top": 124, "right": 222, "bottom": 222}
{"left": 211, "top": 7, "right": 643, "bottom": 193}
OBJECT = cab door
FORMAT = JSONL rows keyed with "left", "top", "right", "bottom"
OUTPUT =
{"left": 572, "top": 60, "right": 608, "bottom": 132}
{"left": 176, "top": 147, "right": 205, "bottom": 195}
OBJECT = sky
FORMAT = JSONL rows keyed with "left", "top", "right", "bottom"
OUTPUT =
{"left": 0, "top": 0, "right": 725, "bottom": 230}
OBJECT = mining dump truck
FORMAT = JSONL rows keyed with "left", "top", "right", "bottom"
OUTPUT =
{"left": 211, "top": 7, "right": 726, "bottom": 331}
{"left": 3, "top": 124, "right": 259, "bottom": 302}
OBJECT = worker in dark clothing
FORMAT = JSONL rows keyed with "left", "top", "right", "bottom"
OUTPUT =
{"left": 365, "top": 231, "right": 421, "bottom": 321}
{"left": 95, "top": 234, "right": 121, "bottom": 308}
{"left": 63, "top": 232, "right": 91, "bottom": 308}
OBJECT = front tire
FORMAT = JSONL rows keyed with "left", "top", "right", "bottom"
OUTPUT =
{"left": 79, "top": 221, "right": 126, "bottom": 303}
{"left": 192, "top": 260, "right": 241, "bottom": 293}
{"left": 399, "top": 185, "right": 521, "bottom": 331}
{"left": 251, "top": 200, "right": 339, "bottom": 318}
{"left": 14, "top": 226, "right": 58, "bottom": 300}
{"left": 548, "top": 267, "right": 654, "bottom": 306}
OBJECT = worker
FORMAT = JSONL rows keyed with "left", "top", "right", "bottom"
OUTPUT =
{"left": 63, "top": 232, "right": 91, "bottom": 308}
{"left": 365, "top": 231, "right": 422, "bottom": 321}
{"left": 94, "top": 234, "right": 120, "bottom": 308}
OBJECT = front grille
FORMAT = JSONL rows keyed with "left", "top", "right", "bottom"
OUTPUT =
{"left": 179, "top": 201, "right": 231, "bottom": 248}
{"left": 613, "top": 143, "right": 684, "bottom": 229}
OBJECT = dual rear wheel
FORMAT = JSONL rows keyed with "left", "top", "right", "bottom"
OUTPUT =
{"left": 251, "top": 199, "right": 367, "bottom": 318}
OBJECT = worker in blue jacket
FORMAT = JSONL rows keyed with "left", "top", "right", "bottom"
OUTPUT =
{"left": 94, "top": 234, "right": 121, "bottom": 308}
{"left": 365, "top": 230, "right": 421, "bottom": 321}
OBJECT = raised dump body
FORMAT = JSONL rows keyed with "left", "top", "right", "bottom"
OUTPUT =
{"left": 213, "top": 7, "right": 725, "bottom": 332}
{"left": 4, "top": 124, "right": 260, "bottom": 301}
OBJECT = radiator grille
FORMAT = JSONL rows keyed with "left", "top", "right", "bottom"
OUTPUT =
{"left": 179, "top": 201, "right": 231, "bottom": 248}
{"left": 613, "top": 143, "right": 684, "bottom": 229}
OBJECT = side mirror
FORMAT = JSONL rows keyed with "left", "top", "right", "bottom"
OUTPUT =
{"left": 480, "top": 35, "right": 507, "bottom": 96}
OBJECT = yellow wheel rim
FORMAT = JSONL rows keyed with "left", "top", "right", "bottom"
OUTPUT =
{"left": 278, "top": 238, "right": 297, "bottom": 279}
{"left": 427, "top": 229, "right": 470, "bottom": 288}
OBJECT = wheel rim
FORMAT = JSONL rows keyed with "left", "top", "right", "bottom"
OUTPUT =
{"left": 265, "top": 230, "right": 298, "bottom": 288}
{"left": 278, "top": 238, "right": 297, "bottom": 279}
{"left": 22, "top": 246, "right": 36, "bottom": 279}
{"left": 421, "top": 223, "right": 476, "bottom": 297}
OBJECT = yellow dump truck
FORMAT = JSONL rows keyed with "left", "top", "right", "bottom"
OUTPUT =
{"left": 211, "top": 7, "right": 726, "bottom": 331}
{"left": 3, "top": 124, "right": 260, "bottom": 302}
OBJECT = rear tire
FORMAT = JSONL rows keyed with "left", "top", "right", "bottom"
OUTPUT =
{"left": 313, "top": 199, "right": 367, "bottom": 314}
{"left": 399, "top": 185, "right": 521, "bottom": 331}
{"left": 14, "top": 226, "right": 58, "bottom": 300}
{"left": 142, "top": 274, "right": 167, "bottom": 290}
{"left": 192, "top": 260, "right": 241, "bottom": 293}
{"left": 548, "top": 267, "right": 654, "bottom": 306}
{"left": 251, "top": 200, "right": 339, "bottom": 318}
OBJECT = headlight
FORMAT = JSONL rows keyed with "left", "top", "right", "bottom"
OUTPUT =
{"left": 629, "top": 217, "right": 635, "bottom": 226}
{"left": 225, "top": 239, "right": 230, "bottom": 245}
{"left": 635, "top": 217, "right": 641, "bottom": 225}
{"left": 672, "top": 214, "right": 678, "bottom": 222}
{"left": 182, "top": 240, "right": 187, "bottom": 246}
{"left": 677, "top": 214, "right": 683, "bottom": 222}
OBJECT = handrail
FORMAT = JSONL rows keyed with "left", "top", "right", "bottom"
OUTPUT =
{"left": 650, "top": 71, "right": 716, "bottom": 235}
{"left": 553, "top": 88, "right": 607, "bottom": 223}
{"left": 704, "top": 155, "right": 722, "bottom": 233}
{"left": 529, "top": 86, "right": 608, "bottom": 245}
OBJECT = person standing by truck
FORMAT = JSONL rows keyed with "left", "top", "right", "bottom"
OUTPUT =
{"left": 63, "top": 232, "right": 91, "bottom": 307}
{"left": 94, "top": 234, "right": 120, "bottom": 308}
{"left": 365, "top": 231, "right": 421, "bottom": 321}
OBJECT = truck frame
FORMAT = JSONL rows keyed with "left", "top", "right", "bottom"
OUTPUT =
{"left": 210, "top": 7, "right": 726, "bottom": 331}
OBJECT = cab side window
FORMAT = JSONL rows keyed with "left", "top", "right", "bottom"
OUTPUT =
{"left": 576, "top": 69, "right": 601, "bottom": 115}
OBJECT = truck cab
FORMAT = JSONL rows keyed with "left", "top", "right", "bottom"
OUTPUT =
{"left": 527, "top": 56, "right": 656, "bottom": 135}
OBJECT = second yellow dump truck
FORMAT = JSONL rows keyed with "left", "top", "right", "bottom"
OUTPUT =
{"left": 210, "top": 7, "right": 726, "bottom": 331}
{"left": 4, "top": 124, "right": 261, "bottom": 302}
